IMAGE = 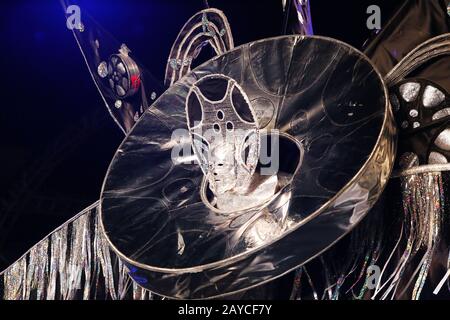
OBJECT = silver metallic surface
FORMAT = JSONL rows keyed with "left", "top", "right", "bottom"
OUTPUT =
{"left": 186, "top": 74, "right": 260, "bottom": 201}
{"left": 432, "top": 108, "right": 450, "bottom": 121}
{"left": 107, "top": 48, "right": 140, "bottom": 99}
{"left": 434, "top": 128, "right": 450, "bottom": 151}
{"left": 399, "top": 82, "right": 421, "bottom": 102}
{"left": 394, "top": 163, "right": 450, "bottom": 177}
{"left": 428, "top": 151, "right": 448, "bottom": 164}
{"left": 100, "top": 35, "right": 396, "bottom": 299}
{"left": 164, "top": 9, "right": 234, "bottom": 87}
{"left": 423, "top": 85, "right": 445, "bottom": 108}
{"left": 409, "top": 109, "right": 418, "bottom": 117}
{"left": 97, "top": 61, "right": 108, "bottom": 78}
{"left": 0, "top": 202, "right": 153, "bottom": 300}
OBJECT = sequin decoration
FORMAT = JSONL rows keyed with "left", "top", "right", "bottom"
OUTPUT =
{"left": 434, "top": 128, "right": 450, "bottom": 151}
{"left": 409, "top": 109, "right": 418, "bottom": 118}
{"left": 399, "top": 82, "right": 421, "bottom": 102}
{"left": 47, "top": 224, "right": 68, "bottom": 299}
{"left": 26, "top": 238, "right": 49, "bottom": 299}
{"left": 370, "top": 172, "right": 443, "bottom": 300}
{"left": 428, "top": 151, "right": 448, "bottom": 164}
{"left": 423, "top": 85, "right": 445, "bottom": 108}
{"left": 3, "top": 258, "right": 27, "bottom": 300}
{"left": 432, "top": 108, "right": 450, "bottom": 121}
{"left": 97, "top": 61, "right": 108, "bottom": 78}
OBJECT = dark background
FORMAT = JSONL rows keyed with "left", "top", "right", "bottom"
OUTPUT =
{"left": 0, "top": 0, "right": 401, "bottom": 270}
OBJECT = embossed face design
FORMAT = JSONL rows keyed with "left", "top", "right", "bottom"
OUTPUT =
{"left": 186, "top": 74, "right": 260, "bottom": 195}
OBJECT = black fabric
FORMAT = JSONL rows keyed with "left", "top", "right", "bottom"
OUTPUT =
{"left": 362, "top": 0, "right": 450, "bottom": 300}
{"left": 409, "top": 56, "right": 450, "bottom": 93}
{"left": 364, "top": 0, "right": 450, "bottom": 167}
{"left": 368, "top": 0, "right": 450, "bottom": 163}
{"left": 364, "top": 0, "right": 450, "bottom": 77}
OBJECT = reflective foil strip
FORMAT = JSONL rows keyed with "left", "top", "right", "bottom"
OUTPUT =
{"left": 47, "top": 224, "right": 68, "bottom": 300}
{"left": 65, "top": 212, "right": 91, "bottom": 300}
{"left": 3, "top": 258, "right": 27, "bottom": 300}
{"left": 371, "top": 172, "right": 443, "bottom": 300}
{"left": 409, "top": 173, "right": 442, "bottom": 300}
{"left": 292, "top": 0, "right": 314, "bottom": 35}
{"left": 0, "top": 202, "right": 153, "bottom": 300}
{"left": 25, "top": 238, "right": 49, "bottom": 300}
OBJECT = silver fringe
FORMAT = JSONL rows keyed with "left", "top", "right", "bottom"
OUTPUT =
{"left": 372, "top": 172, "right": 443, "bottom": 300}
{"left": 0, "top": 201, "right": 153, "bottom": 300}
{"left": 289, "top": 172, "right": 449, "bottom": 300}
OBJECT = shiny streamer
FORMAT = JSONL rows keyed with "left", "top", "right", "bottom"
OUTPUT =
{"left": 292, "top": 0, "right": 314, "bottom": 35}
{"left": 0, "top": 202, "right": 153, "bottom": 300}
{"left": 290, "top": 204, "right": 384, "bottom": 301}
{"left": 288, "top": 172, "right": 446, "bottom": 300}
{"left": 371, "top": 172, "right": 443, "bottom": 300}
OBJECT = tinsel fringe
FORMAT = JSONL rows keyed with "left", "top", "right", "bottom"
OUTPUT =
{"left": 2, "top": 173, "right": 449, "bottom": 300}
{"left": 290, "top": 172, "right": 450, "bottom": 300}
{"left": 0, "top": 201, "right": 153, "bottom": 300}
{"left": 371, "top": 172, "right": 443, "bottom": 300}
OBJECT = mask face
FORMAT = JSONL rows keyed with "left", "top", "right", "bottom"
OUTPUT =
{"left": 186, "top": 74, "right": 260, "bottom": 196}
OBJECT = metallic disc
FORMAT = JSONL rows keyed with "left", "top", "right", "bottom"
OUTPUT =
{"left": 100, "top": 35, "right": 395, "bottom": 299}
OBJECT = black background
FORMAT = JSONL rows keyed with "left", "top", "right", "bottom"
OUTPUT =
{"left": 0, "top": 0, "right": 401, "bottom": 270}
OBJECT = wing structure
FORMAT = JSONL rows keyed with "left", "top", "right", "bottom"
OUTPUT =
{"left": 164, "top": 8, "right": 234, "bottom": 87}
{"left": 61, "top": 0, "right": 163, "bottom": 134}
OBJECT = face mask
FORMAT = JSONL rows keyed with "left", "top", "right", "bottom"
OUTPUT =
{"left": 186, "top": 74, "right": 260, "bottom": 196}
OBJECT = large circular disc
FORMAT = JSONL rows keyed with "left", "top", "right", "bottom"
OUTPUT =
{"left": 100, "top": 35, "right": 396, "bottom": 299}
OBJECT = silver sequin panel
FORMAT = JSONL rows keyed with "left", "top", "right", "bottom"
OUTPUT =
{"left": 428, "top": 151, "right": 448, "bottom": 164}
{"left": 423, "top": 85, "right": 445, "bottom": 108}
{"left": 432, "top": 108, "right": 450, "bottom": 121}
{"left": 399, "top": 82, "right": 421, "bottom": 102}
{"left": 434, "top": 128, "right": 450, "bottom": 151}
